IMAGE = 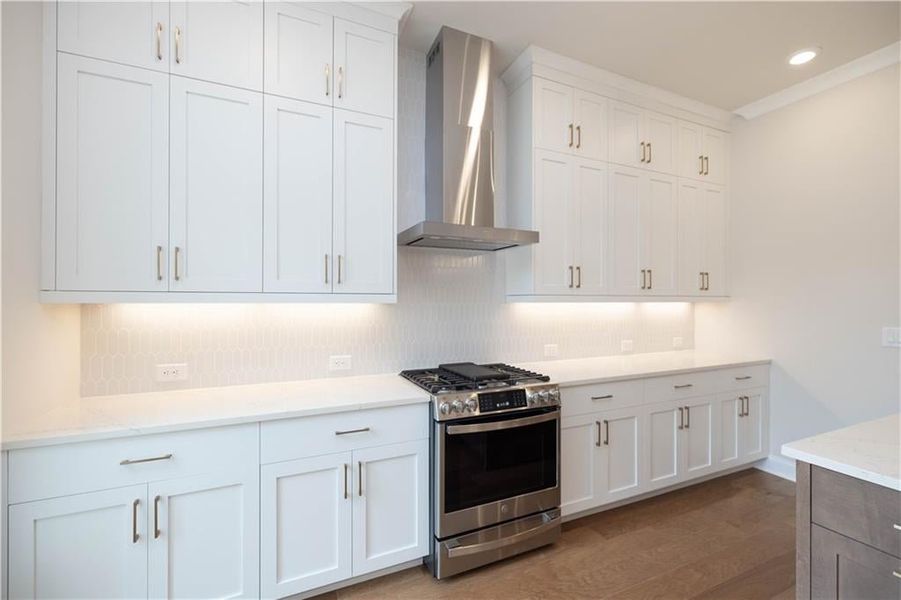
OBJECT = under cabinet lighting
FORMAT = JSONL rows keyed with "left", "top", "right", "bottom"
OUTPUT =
{"left": 788, "top": 47, "right": 820, "bottom": 66}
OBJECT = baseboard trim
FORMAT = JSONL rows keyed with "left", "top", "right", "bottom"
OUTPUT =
{"left": 754, "top": 454, "right": 796, "bottom": 482}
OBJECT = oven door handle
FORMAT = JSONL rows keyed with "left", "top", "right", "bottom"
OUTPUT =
{"left": 445, "top": 513, "right": 561, "bottom": 558}
{"left": 445, "top": 411, "right": 558, "bottom": 435}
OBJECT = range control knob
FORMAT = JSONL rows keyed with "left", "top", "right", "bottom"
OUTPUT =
{"left": 548, "top": 388, "right": 560, "bottom": 403}
{"left": 465, "top": 398, "right": 478, "bottom": 413}
{"left": 451, "top": 400, "right": 464, "bottom": 414}
{"left": 439, "top": 402, "right": 450, "bottom": 416}
{"left": 539, "top": 390, "right": 550, "bottom": 404}
{"left": 526, "top": 391, "right": 538, "bottom": 406}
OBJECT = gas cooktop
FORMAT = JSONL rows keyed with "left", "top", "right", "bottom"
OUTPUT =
{"left": 400, "top": 362, "right": 550, "bottom": 395}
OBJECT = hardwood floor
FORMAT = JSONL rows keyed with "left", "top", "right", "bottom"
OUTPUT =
{"left": 314, "top": 469, "right": 796, "bottom": 600}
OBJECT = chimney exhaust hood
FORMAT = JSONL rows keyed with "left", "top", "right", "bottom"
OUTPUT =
{"left": 397, "top": 26, "right": 539, "bottom": 251}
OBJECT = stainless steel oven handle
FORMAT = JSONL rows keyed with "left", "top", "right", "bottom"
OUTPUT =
{"left": 445, "top": 514, "right": 561, "bottom": 558}
{"left": 445, "top": 411, "right": 558, "bottom": 435}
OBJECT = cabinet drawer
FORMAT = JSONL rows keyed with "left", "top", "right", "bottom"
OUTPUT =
{"left": 560, "top": 379, "right": 643, "bottom": 417}
{"left": 714, "top": 365, "right": 770, "bottom": 392}
{"left": 8, "top": 424, "right": 258, "bottom": 504}
{"left": 261, "top": 404, "right": 428, "bottom": 464}
{"left": 811, "top": 466, "right": 901, "bottom": 558}
{"left": 644, "top": 370, "right": 717, "bottom": 402}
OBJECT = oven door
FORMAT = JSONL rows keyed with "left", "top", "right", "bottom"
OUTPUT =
{"left": 435, "top": 407, "right": 560, "bottom": 539}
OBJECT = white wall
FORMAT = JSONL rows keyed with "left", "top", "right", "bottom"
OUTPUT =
{"left": 696, "top": 64, "right": 900, "bottom": 457}
{"left": 1, "top": 3, "right": 80, "bottom": 427}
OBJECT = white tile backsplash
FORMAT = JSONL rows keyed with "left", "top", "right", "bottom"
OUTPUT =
{"left": 79, "top": 48, "right": 694, "bottom": 396}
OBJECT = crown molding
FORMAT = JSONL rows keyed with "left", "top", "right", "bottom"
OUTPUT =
{"left": 734, "top": 41, "right": 901, "bottom": 120}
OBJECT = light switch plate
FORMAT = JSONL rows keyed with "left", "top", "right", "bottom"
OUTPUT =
{"left": 544, "top": 344, "right": 559, "bottom": 358}
{"left": 621, "top": 339, "right": 634, "bottom": 353}
{"left": 156, "top": 363, "right": 188, "bottom": 382}
{"left": 882, "top": 327, "right": 901, "bottom": 348}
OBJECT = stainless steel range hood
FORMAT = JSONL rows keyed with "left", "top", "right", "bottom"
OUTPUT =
{"left": 398, "top": 27, "right": 539, "bottom": 252}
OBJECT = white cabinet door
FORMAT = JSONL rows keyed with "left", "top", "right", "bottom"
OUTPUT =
{"left": 533, "top": 150, "right": 575, "bottom": 294}
{"left": 573, "top": 89, "right": 607, "bottom": 161}
{"left": 58, "top": 1, "right": 169, "bottom": 71}
{"left": 739, "top": 390, "right": 767, "bottom": 462}
{"left": 701, "top": 184, "right": 727, "bottom": 296}
{"left": 642, "top": 110, "right": 677, "bottom": 175}
{"left": 608, "top": 165, "right": 643, "bottom": 295}
{"left": 646, "top": 401, "right": 681, "bottom": 490}
{"left": 263, "top": 96, "right": 333, "bottom": 293}
{"left": 598, "top": 406, "right": 644, "bottom": 504}
{"left": 170, "top": 77, "right": 263, "bottom": 292}
{"left": 703, "top": 128, "right": 728, "bottom": 185}
{"left": 533, "top": 78, "right": 574, "bottom": 155}
{"left": 678, "top": 121, "right": 705, "bottom": 181}
{"left": 682, "top": 397, "right": 715, "bottom": 479}
{"left": 574, "top": 158, "right": 608, "bottom": 295}
{"left": 718, "top": 393, "right": 742, "bottom": 467}
{"left": 56, "top": 54, "right": 169, "bottom": 292}
{"left": 260, "top": 453, "right": 352, "bottom": 598}
{"left": 148, "top": 469, "right": 259, "bottom": 599}
{"left": 9, "top": 486, "right": 148, "bottom": 599}
{"left": 333, "top": 109, "right": 394, "bottom": 295}
{"left": 264, "top": 3, "right": 333, "bottom": 104}
{"left": 352, "top": 440, "right": 429, "bottom": 576}
{"left": 561, "top": 414, "right": 603, "bottom": 516}
{"left": 333, "top": 18, "right": 395, "bottom": 118}
{"left": 170, "top": 1, "right": 263, "bottom": 91}
{"left": 641, "top": 172, "right": 678, "bottom": 295}
{"left": 608, "top": 100, "right": 643, "bottom": 168}
{"left": 677, "top": 179, "right": 704, "bottom": 295}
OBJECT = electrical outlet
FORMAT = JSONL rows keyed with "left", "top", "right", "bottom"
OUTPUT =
{"left": 543, "top": 344, "right": 559, "bottom": 358}
{"left": 882, "top": 327, "right": 901, "bottom": 348}
{"left": 673, "top": 336, "right": 684, "bottom": 349}
{"left": 329, "top": 355, "right": 352, "bottom": 371}
{"left": 156, "top": 363, "right": 188, "bottom": 382}
{"left": 621, "top": 339, "right": 634, "bottom": 353}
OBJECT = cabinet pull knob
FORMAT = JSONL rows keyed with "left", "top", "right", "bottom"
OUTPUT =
{"left": 591, "top": 394, "right": 614, "bottom": 401}
{"left": 344, "top": 464, "right": 349, "bottom": 499}
{"left": 173, "top": 246, "right": 181, "bottom": 281}
{"left": 735, "top": 376, "right": 752, "bottom": 381}
{"left": 576, "top": 266, "right": 581, "bottom": 288}
{"left": 324, "top": 254, "right": 329, "bottom": 284}
{"left": 156, "top": 22, "right": 163, "bottom": 61}
{"left": 174, "top": 26, "right": 182, "bottom": 64}
{"left": 647, "top": 142, "right": 652, "bottom": 163}
{"left": 358, "top": 460, "right": 363, "bottom": 497}
{"left": 640, "top": 141, "right": 646, "bottom": 163}
{"left": 153, "top": 495, "right": 161, "bottom": 539}
{"left": 156, "top": 246, "right": 164, "bottom": 281}
{"left": 569, "top": 265, "right": 574, "bottom": 288}
{"left": 325, "top": 63, "right": 330, "bottom": 96}
{"left": 576, "top": 125, "right": 581, "bottom": 149}
{"left": 678, "top": 407, "right": 684, "bottom": 430}
{"left": 595, "top": 421, "right": 602, "bottom": 447}
{"left": 132, "top": 499, "right": 140, "bottom": 544}
{"left": 603, "top": 420, "right": 610, "bottom": 445}
{"left": 120, "top": 453, "right": 173, "bottom": 466}
{"left": 338, "top": 66, "right": 343, "bottom": 99}
{"left": 674, "top": 384, "right": 693, "bottom": 389}
{"left": 335, "top": 427, "right": 370, "bottom": 436}
{"left": 684, "top": 406, "right": 690, "bottom": 429}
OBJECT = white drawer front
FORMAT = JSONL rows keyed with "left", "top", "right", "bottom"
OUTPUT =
{"left": 261, "top": 404, "right": 429, "bottom": 464}
{"left": 644, "top": 370, "right": 718, "bottom": 402}
{"left": 714, "top": 365, "right": 770, "bottom": 391}
{"left": 560, "top": 379, "right": 643, "bottom": 417}
{"left": 8, "top": 424, "right": 258, "bottom": 504}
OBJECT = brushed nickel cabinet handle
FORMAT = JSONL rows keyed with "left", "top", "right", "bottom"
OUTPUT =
{"left": 603, "top": 420, "right": 610, "bottom": 445}
{"left": 591, "top": 394, "right": 614, "bottom": 401}
{"left": 706, "top": 272, "right": 710, "bottom": 290}
{"left": 358, "top": 460, "right": 363, "bottom": 497}
{"left": 569, "top": 265, "right": 574, "bottom": 288}
{"left": 699, "top": 155, "right": 704, "bottom": 175}
{"left": 678, "top": 407, "right": 684, "bottom": 430}
{"left": 338, "top": 66, "right": 343, "bottom": 99}
{"left": 674, "top": 384, "right": 693, "bottom": 389}
{"left": 324, "top": 254, "right": 329, "bottom": 284}
{"left": 595, "top": 421, "right": 602, "bottom": 447}
{"left": 173, "top": 246, "right": 181, "bottom": 281}
{"left": 647, "top": 142, "right": 652, "bottom": 163}
{"left": 174, "top": 26, "right": 182, "bottom": 64}
{"left": 568, "top": 123, "right": 574, "bottom": 147}
{"left": 704, "top": 156, "right": 709, "bottom": 175}
{"left": 735, "top": 376, "right": 752, "bottom": 381}
{"left": 648, "top": 269, "right": 653, "bottom": 290}
{"left": 576, "top": 266, "right": 582, "bottom": 288}
{"left": 337, "top": 255, "right": 343, "bottom": 284}
{"left": 640, "top": 141, "right": 646, "bottom": 163}
{"left": 641, "top": 269, "right": 646, "bottom": 290}
{"left": 335, "top": 427, "right": 370, "bottom": 436}
{"left": 745, "top": 397, "right": 751, "bottom": 417}
{"left": 153, "top": 495, "right": 161, "bottom": 539}
{"left": 738, "top": 397, "right": 744, "bottom": 417}
{"left": 699, "top": 271, "right": 704, "bottom": 291}
{"left": 120, "top": 453, "right": 173, "bottom": 466}
{"left": 156, "top": 22, "right": 163, "bottom": 61}
{"left": 343, "top": 464, "right": 348, "bottom": 499}
{"left": 684, "top": 406, "right": 690, "bottom": 429}
{"left": 893, "top": 570, "right": 901, "bottom": 580}
{"left": 576, "top": 125, "right": 581, "bottom": 149}
{"left": 132, "top": 499, "right": 140, "bottom": 543}
{"left": 325, "top": 63, "right": 330, "bottom": 97}
{"left": 156, "top": 246, "right": 164, "bottom": 281}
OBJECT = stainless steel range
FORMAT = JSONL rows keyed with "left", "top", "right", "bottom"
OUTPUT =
{"left": 400, "top": 362, "right": 561, "bottom": 578}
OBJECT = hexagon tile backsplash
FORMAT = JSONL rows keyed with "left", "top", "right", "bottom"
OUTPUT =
{"left": 78, "top": 48, "right": 694, "bottom": 396}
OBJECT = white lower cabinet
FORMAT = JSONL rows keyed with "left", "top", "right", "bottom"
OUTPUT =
{"left": 647, "top": 401, "right": 681, "bottom": 490}
{"left": 560, "top": 415, "right": 603, "bottom": 515}
{"left": 261, "top": 438, "right": 428, "bottom": 598}
{"left": 718, "top": 388, "right": 769, "bottom": 467}
{"left": 598, "top": 406, "right": 644, "bottom": 503}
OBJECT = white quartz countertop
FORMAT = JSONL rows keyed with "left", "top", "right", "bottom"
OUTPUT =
{"left": 3, "top": 350, "right": 769, "bottom": 451}
{"left": 782, "top": 414, "right": 901, "bottom": 491}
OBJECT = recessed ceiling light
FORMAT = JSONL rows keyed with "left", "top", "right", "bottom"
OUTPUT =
{"left": 788, "top": 47, "right": 820, "bottom": 66}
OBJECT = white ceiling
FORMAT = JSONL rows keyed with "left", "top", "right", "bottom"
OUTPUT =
{"left": 399, "top": 2, "right": 900, "bottom": 111}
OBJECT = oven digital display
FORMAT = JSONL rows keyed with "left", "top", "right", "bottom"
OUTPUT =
{"left": 478, "top": 389, "right": 528, "bottom": 412}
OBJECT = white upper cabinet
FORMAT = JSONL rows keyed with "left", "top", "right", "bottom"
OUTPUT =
{"left": 532, "top": 150, "right": 576, "bottom": 294}
{"left": 533, "top": 78, "right": 575, "bottom": 155}
{"left": 170, "top": 77, "right": 263, "bottom": 292}
{"left": 607, "top": 165, "right": 643, "bottom": 295}
{"left": 608, "top": 100, "right": 643, "bottom": 168}
{"left": 574, "top": 158, "right": 609, "bottom": 294}
{"left": 333, "top": 18, "right": 395, "bottom": 118}
{"left": 641, "top": 172, "right": 678, "bottom": 295}
{"left": 169, "top": 1, "right": 264, "bottom": 91}
{"left": 333, "top": 110, "right": 394, "bottom": 295}
{"left": 678, "top": 179, "right": 727, "bottom": 296}
{"left": 263, "top": 96, "right": 333, "bottom": 293}
{"left": 58, "top": 1, "right": 169, "bottom": 71}
{"left": 56, "top": 54, "right": 169, "bottom": 292}
{"left": 678, "top": 120, "right": 729, "bottom": 185}
{"left": 609, "top": 100, "right": 677, "bottom": 175}
{"left": 702, "top": 185, "right": 727, "bottom": 295}
{"left": 573, "top": 89, "right": 608, "bottom": 161}
{"left": 264, "top": 3, "right": 334, "bottom": 104}
{"left": 642, "top": 111, "right": 677, "bottom": 175}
